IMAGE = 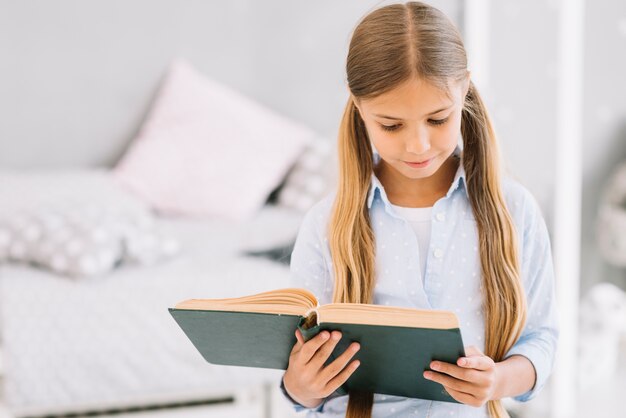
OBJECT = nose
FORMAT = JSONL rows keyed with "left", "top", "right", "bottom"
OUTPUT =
{"left": 405, "top": 126, "right": 431, "bottom": 155}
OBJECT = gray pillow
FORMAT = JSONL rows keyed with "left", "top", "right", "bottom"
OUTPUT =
{"left": 0, "top": 203, "right": 179, "bottom": 278}
{"left": 275, "top": 136, "right": 336, "bottom": 212}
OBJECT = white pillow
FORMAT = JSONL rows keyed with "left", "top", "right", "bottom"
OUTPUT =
{"left": 0, "top": 169, "right": 180, "bottom": 278}
{"left": 235, "top": 205, "right": 304, "bottom": 253}
{"left": 0, "top": 204, "right": 179, "bottom": 278}
{"left": 276, "top": 136, "right": 336, "bottom": 212}
{"left": 114, "top": 58, "right": 315, "bottom": 221}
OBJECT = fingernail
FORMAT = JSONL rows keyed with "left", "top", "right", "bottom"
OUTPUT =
{"left": 332, "top": 332, "right": 341, "bottom": 341}
{"left": 430, "top": 362, "right": 439, "bottom": 371}
{"left": 459, "top": 358, "right": 467, "bottom": 366}
{"left": 423, "top": 371, "right": 432, "bottom": 379}
{"left": 352, "top": 343, "right": 360, "bottom": 351}
{"left": 321, "top": 331, "right": 329, "bottom": 340}
{"left": 353, "top": 360, "right": 360, "bottom": 368}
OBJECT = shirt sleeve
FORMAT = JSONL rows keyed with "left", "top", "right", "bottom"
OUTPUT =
{"left": 279, "top": 373, "right": 326, "bottom": 413}
{"left": 504, "top": 193, "right": 560, "bottom": 402}
{"left": 289, "top": 198, "right": 333, "bottom": 304}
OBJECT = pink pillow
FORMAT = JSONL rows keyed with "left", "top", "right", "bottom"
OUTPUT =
{"left": 114, "top": 59, "right": 313, "bottom": 221}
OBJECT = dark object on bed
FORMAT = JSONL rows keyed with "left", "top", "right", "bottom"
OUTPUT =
{"left": 243, "top": 241, "right": 295, "bottom": 265}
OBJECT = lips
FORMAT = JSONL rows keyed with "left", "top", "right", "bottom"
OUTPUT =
{"left": 406, "top": 159, "right": 431, "bottom": 164}
{"left": 403, "top": 158, "right": 433, "bottom": 168}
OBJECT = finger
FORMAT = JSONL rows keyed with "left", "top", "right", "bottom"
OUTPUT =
{"left": 289, "top": 330, "right": 304, "bottom": 357}
{"left": 423, "top": 370, "right": 474, "bottom": 394}
{"left": 298, "top": 331, "right": 331, "bottom": 363}
{"left": 443, "top": 385, "right": 478, "bottom": 405}
{"left": 290, "top": 329, "right": 305, "bottom": 355}
{"left": 430, "top": 361, "right": 476, "bottom": 382}
{"left": 319, "top": 341, "right": 361, "bottom": 383}
{"left": 457, "top": 355, "right": 494, "bottom": 371}
{"left": 295, "top": 329, "right": 304, "bottom": 346}
{"left": 457, "top": 346, "right": 493, "bottom": 371}
{"left": 324, "top": 359, "right": 361, "bottom": 396}
{"left": 308, "top": 331, "right": 342, "bottom": 369}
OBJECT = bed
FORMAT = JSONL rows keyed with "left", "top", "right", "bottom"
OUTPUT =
{"left": 0, "top": 167, "right": 311, "bottom": 417}
{"left": 0, "top": 49, "right": 338, "bottom": 417}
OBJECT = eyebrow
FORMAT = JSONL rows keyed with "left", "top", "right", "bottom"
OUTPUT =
{"left": 373, "top": 104, "right": 454, "bottom": 120}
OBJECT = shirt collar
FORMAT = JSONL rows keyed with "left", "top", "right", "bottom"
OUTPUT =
{"left": 366, "top": 145, "right": 468, "bottom": 209}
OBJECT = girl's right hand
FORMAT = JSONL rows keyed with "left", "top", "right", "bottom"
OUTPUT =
{"left": 282, "top": 329, "right": 361, "bottom": 409}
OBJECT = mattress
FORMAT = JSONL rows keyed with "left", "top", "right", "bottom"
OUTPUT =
{"left": 0, "top": 169, "right": 304, "bottom": 416}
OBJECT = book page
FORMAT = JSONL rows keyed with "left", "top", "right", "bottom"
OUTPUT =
{"left": 316, "top": 303, "right": 459, "bottom": 329}
{"left": 173, "top": 288, "right": 318, "bottom": 316}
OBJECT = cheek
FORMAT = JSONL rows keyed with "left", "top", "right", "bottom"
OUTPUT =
{"left": 368, "top": 131, "right": 400, "bottom": 156}
{"left": 436, "top": 115, "right": 463, "bottom": 145}
{"left": 363, "top": 123, "right": 386, "bottom": 150}
{"left": 443, "top": 122, "right": 461, "bottom": 141}
{"left": 369, "top": 135, "right": 386, "bottom": 155}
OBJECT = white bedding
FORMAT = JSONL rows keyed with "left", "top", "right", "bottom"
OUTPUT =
{"left": 0, "top": 170, "right": 304, "bottom": 416}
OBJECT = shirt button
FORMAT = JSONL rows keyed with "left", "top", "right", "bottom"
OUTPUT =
{"left": 436, "top": 212, "right": 445, "bottom": 222}
{"left": 434, "top": 249, "right": 444, "bottom": 258}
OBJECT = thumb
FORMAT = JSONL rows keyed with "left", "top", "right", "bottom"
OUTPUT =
{"left": 458, "top": 345, "right": 493, "bottom": 370}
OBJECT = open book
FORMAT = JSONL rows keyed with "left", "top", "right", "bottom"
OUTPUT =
{"left": 169, "top": 288, "right": 465, "bottom": 403}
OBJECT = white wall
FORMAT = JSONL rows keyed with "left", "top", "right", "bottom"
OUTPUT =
{"left": 580, "top": 0, "right": 626, "bottom": 292}
{"left": 0, "top": 0, "right": 462, "bottom": 168}
{"left": 482, "top": 0, "right": 626, "bottom": 293}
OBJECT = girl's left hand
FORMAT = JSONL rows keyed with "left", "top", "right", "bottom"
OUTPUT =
{"left": 423, "top": 345, "right": 498, "bottom": 407}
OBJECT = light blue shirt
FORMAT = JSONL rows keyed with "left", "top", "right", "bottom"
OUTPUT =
{"left": 286, "top": 149, "right": 559, "bottom": 418}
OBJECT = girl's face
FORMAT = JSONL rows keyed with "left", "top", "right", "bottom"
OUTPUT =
{"left": 354, "top": 76, "right": 469, "bottom": 183}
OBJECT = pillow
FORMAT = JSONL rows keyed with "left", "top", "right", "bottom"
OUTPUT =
{"left": 237, "top": 205, "right": 303, "bottom": 266}
{"left": 114, "top": 58, "right": 315, "bottom": 221}
{"left": 275, "top": 136, "right": 336, "bottom": 212}
{"left": 235, "top": 205, "right": 303, "bottom": 252}
{"left": 0, "top": 169, "right": 179, "bottom": 278}
{"left": 0, "top": 203, "right": 180, "bottom": 278}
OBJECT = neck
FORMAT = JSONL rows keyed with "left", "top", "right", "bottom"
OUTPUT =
{"left": 375, "top": 155, "right": 459, "bottom": 208}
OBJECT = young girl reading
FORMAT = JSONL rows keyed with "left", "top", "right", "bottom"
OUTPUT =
{"left": 281, "top": 2, "right": 558, "bottom": 417}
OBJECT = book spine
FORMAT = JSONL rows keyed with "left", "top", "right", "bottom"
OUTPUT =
{"left": 297, "top": 317, "right": 321, "bottom": 342}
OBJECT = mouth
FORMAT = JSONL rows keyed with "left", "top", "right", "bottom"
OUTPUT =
{"left": 404, "top": 158, "right": 433, "bottom": 168}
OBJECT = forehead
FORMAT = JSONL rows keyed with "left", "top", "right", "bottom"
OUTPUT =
{"left": 359, "top": 77, "right": 457, "bottom": 114}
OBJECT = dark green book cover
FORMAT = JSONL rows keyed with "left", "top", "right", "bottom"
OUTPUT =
{"left": 168, "top": 308, "right": 464, "bottom": 403}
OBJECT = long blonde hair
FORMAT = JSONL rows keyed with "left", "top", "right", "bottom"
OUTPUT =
{"left": 329, "top": 3, "right": 527, "bottom": 417}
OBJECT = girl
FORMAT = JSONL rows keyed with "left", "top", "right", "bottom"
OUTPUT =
{"left": 281, "top": 2, "right": 558, "bottom": 417}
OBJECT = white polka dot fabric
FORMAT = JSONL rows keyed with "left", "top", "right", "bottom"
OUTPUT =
{"left": 276, "top": 136, "right": 336, "bottom": 212}
{"left": 0, "top": 169, "right": 179, "bottom": 278}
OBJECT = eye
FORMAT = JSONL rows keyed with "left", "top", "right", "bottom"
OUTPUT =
{"left": 379, "top": 117, "right": 449, "bottom": 132}
{"left": 380, "top": 124, "right": 401, "bottom": 132}
{"left": 429, "top": 117, "right": 449, "bottom": 126}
